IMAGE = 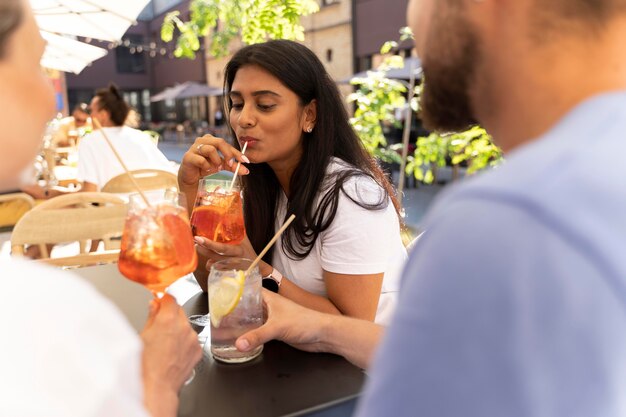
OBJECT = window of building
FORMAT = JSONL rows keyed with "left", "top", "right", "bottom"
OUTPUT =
{"left": 326, "top": 49, "right": 333, "bottom": 63}
{"left": 357, "top": 55, "right": 373, "bottom": 72}
{"left": 115, "top": 34, "right": 146, "bottom": 74}
{"left": 321, "top": 0, "right": 339, "bottom": 7}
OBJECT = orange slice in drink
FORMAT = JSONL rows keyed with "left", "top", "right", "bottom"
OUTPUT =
{"left": 209, "top": 270, "right": 246, "bottom": 328}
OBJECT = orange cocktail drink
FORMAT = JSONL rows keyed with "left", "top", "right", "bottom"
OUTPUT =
{"left": 118, "top": 190, "right": 198, "bottom": 297}
{"left": 190, "top": 178, "right": 245, "bottom": 245}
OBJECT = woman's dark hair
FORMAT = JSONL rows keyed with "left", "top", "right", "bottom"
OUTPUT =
{"left": 223, "top": 40, "right": 402, "bottom": 262}
{"left": 0, "top": 0, "right": 23, "bottom": 60}
{"left": 94, "top": 84, "right": 130, "bottom": 126}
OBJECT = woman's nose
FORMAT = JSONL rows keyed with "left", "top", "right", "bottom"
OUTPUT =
{"left": 237, "top": 105, "right": 255, "bottom": 128}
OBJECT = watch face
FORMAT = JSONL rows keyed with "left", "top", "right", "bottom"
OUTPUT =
{"left": 262, "top": 278, "right": 279, "bottom": 293}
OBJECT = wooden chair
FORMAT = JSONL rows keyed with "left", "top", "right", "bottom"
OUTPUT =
{"left": 11, "top": 192, "right": 127, "bottom": 267}
{"left": 101, "top": 169, "right": 178, "bottom": 194}
{"left": 0, "top": 192, "right": 36, "bottom": 229}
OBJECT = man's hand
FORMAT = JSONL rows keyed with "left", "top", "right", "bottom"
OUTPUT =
{"left": 140, "top": 295, "right": 202, "bottom": 417}
{"left": 236, "top": 290, "right": 384, "bottom": 370}
{"left": 235, "top": 290, "right": 332, "bottom": 353}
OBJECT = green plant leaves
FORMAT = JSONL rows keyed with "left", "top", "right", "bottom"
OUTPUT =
{"left": 161, "top": 0, "right": 319, "bottom": 59}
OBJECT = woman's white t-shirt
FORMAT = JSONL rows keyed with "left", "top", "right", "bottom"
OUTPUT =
{"left": 272, "top": 158, "right": 407, "bottom": 324}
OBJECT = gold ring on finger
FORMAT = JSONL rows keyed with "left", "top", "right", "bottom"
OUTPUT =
{"left": 197, "top": 144, "right": 205, "bottom": 152}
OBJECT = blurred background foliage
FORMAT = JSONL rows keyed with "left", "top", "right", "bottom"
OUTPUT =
{"left": 161, "top": 0, "right": 319, "bottom": 58}
{"left": 162, "top": 7, "right": 503, "bottom": 184}
{"left": 349, "top": 27, "right": 503, "bottom": 185}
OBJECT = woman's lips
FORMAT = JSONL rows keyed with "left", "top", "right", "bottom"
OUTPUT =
{"left": 240, "top": 136, "right": 258, "bottom": 147}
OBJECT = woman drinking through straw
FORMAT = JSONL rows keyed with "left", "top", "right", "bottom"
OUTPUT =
{"left": 179, "top": 40, "right": 407, "bottom": 325}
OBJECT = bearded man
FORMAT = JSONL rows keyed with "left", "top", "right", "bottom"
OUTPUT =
{"left": 236, "top": 0, "right": 626, "bottom": 416}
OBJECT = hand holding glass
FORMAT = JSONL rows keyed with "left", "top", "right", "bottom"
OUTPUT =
{"left": 190, "top": 178, "right": 245, "bottom": 245}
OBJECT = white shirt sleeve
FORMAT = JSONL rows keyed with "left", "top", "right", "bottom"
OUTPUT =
{"left": 0, "top": 260, "right": 149, "bottom": 417}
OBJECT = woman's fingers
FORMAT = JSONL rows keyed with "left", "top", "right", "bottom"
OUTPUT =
{"left": 197, "top": 135, "right": 246, "bottom": 164}
{"left": 180, "top": 135, "right": 245, "bottom": 187}
{"left": 196, "top": 141, "right": 225, "bottom": 169}
{"left": 194, "top": 236, "right": 243, "bottom": 256}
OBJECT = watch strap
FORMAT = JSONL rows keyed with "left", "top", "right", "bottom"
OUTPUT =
{"left": 262, "top": 268, "right": 283, "bottom": 293}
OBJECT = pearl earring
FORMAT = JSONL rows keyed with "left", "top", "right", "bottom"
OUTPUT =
{"left": 306, "top": 126, "right": 313, "bottom": 133}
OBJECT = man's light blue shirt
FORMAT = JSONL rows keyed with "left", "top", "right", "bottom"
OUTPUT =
{"left": 357, "top": 92, "right": 626, "bottom": 416}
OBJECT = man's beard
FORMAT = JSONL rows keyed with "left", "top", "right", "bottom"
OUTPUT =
{"left": 419, "top": 8, "right": 481, "bottom": 133}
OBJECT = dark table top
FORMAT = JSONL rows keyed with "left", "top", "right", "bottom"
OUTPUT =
{"left": 178, "top": 292, "right": 366, "bottom": 417}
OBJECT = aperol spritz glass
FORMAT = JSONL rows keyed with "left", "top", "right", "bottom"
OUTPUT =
{"left": 118, "top": 189, "right": 198, "bottom": 298}
{"left": 190, "top": 178, "right": 245, "bottom": 245}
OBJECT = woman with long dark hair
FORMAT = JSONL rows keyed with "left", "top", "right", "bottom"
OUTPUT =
{"left": 179, "top": 40, "right": 406, "bottom": 324}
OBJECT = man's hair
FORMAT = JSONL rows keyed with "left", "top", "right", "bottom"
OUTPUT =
{"left": 94, "top": 84, "right": 130, "bottom": 126}
{"left": 0, "top": 0, "right": 23, "bottom": 59}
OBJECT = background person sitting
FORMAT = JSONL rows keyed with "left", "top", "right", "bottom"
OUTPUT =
{"left": 78, "top": 84, "right": 175, "bottom": 192}
{"left": 51, "top": 102, "right": 91, "bottom": 147}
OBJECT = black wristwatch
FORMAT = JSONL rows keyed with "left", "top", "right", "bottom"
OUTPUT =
{"left": 262, "top": 268, "right": 283, "bottom": 293}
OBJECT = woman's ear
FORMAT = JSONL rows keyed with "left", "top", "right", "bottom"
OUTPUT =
{"left": 302, "top": 99, "right": 317, "bottom": 132}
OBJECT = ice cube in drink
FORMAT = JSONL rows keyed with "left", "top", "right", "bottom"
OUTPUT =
{"left": 191, "top": 186, "right": 245, "bottom": 244}
{"left": 119, "top": 203, "right": 197, "bottom": 294}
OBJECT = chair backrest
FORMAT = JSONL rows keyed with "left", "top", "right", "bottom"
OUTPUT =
{"left": 101, "top": 169, "right": 178, "bottom": 194}
{"left": 11, "top": 192, "right": 127, "bottom": 264}
{"left": 0, "top": 192, "right": 36, "bottom": 228}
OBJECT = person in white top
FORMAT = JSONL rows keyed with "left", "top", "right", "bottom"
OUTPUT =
{"left": 0, "top": 1, "right": 201, "bottom": 416}
{"left": 22, "top": 85, "right": 174, "bottom": 200}
{"left": 77, "top": 84, "right": 175, "bottom": 191}
{"left": 178, "top": 40, "right": 407, "bottom": 325}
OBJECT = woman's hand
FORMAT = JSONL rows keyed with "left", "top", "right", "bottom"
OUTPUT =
{"left": 194, "top": 235, "right": 266, "bottom": 273}
{"left": 178, "top": 134, "right": 250, "bottom": 191}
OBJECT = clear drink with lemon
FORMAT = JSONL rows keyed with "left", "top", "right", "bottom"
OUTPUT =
{"left": 208, "top": 258, "right": 263, "bottom": 363}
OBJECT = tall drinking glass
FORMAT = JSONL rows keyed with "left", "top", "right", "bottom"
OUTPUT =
{"left": 118, "top": 189, "right": 198, "bottom": 298}
{"left": 190, "top": 178, "right": 245, "bottom": 245}
{"left": 209, "top": 257, "right": 263, "bottom": 363}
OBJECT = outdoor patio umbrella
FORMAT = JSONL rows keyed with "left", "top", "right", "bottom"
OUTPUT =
{"left": 30, "top": 0, "right": 151, "bottom": 42}
{"left": 151, "top": 82, "right": 223, "bottom": 102}
{"left": 40, "top": 32, "right": 107, "bottom": 74}
{"left": 30, "top": 0, "right": 151, "bottom": 73}
{"left": 339, "top": 57, "right": 423, "bottom": 84}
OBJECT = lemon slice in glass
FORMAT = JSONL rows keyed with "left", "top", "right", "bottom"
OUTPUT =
{"left": 209, "top": 271, "right": 245, "bottom": 328}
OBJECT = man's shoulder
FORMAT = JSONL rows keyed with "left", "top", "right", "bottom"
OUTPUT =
{"left": 2, "top": 259, "right": 104, "bottom": 304}
{"left": 1, "top": 259, "right": 138, "bottom": 338}
{"left": 426, "top": 92, "right": 626, "bottom": 234}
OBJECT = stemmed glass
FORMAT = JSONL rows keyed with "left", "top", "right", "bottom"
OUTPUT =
{"left": 118, "top": 189, "right": 199, "bottom": 383}
{"left": 118, "top": 189, "right": 198, "bottom": 298}
{"left": 188, "top": 177, "right": 246, "bottom": 326}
